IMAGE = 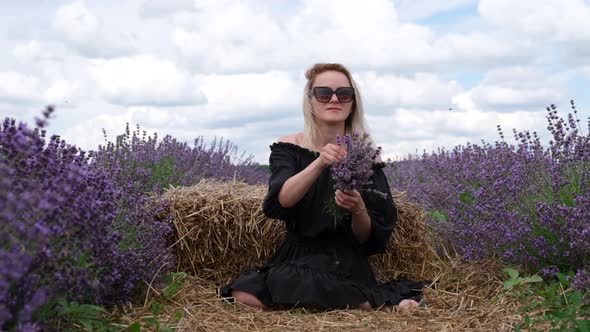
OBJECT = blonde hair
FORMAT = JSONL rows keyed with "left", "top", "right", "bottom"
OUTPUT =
{"left": 302, "top": 63, "right": 371, "bottom": 149}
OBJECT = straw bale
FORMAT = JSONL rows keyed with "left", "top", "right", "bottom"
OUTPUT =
{"left": 113, "top": 257, "right": 525, "bottom": 331}
{"left": 160, "top": 179, "right": 285, "bottom": 283}
{"left": 370, "top": 190, "right": 437, "bottom": 282}
{"left": 161, "top": 179, "right": 436, "bottom": 284}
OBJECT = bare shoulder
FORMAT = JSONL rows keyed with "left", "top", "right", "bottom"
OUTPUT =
{"left": 275, "top": 132, "right": 303, "bottom": 145}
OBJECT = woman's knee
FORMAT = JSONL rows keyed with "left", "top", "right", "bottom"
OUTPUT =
{"left": 231, "top": 290, "right": 267, "bottom": 309}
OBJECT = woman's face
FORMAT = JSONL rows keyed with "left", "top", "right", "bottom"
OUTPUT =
{"left": 310, "top": 70, "right": 354, "bottom": 124}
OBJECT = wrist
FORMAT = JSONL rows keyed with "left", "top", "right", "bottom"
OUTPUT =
{"left": 351, "top": 206, "right": 367, "bottom": 216}
{"left": 312, "top": 158, "right": 329, "bottom": 170}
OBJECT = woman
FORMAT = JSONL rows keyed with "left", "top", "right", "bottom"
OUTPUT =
{"left": 220, "top": 63, "right": 425, "bottom": 310}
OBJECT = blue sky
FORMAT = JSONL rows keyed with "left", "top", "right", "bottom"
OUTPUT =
{"left": 1, "top": 0, "right": 589, "bottom": 163}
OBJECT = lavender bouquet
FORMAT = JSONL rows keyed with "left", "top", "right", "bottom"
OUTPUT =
{"left": 326, "top": 133, "right": 387, "bottom": 221}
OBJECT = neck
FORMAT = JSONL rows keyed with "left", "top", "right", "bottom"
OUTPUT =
{"left": 313, "top": 121, "right": 346, "bottom": 149}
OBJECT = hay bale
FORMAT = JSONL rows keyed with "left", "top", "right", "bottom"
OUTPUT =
{"left": 370, "top": 190, "right": 437, "bottom": 282}
{"left": 114, "top": 258, "right": 523, "bottom": 331}
{"left": 161, "top": 179, "right": 285, "bottom": 283}
{"left": 161, "top": 179, "right": 436, "bottom": 284}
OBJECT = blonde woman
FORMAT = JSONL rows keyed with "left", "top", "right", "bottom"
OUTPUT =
{"left": 220, "top": 63, "right": 425, "bottom": 310}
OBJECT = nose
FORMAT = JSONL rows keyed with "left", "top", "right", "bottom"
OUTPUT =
{"left": 329, "top": 92, "right": 340, "bottom": 103}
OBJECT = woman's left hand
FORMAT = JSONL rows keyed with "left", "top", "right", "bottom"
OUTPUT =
{"left": 335, "top": 190, "right": 366, "bottom": 215}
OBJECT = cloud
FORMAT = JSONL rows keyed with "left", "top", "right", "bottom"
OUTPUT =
{"left": 357, "top": 71, "right": 462, "bottom": 110}
{"left": 12, "top": 40, "right": 68, "bottom": 64}
{"left": 61, "top": 112, "right": 133, "bottom": 151}
{"left": 172, "top": 0, "right": 527, "bottom": 72}
{"left": 87, "top": 54, "right": 205, "bottom": 106}
{"left": 369, "top": 108, "right": 548, "bottom": 160}
{"left": 0, "top": 71, "right": 42, "bottom": 104}
{"left": 139, "top": 0, "right": 195, "bottom": 18}
{"left": 128, "top": 106, "right": 190, "bottom": 129}
{"left": 394, "top": 0, "right": 478, "bottom": 21}
{"left": 59, "top": 106, "right": 302, "bottom": 164}
{"left": 53, "top": 1, "right": 135, "bottom": 58}
{"left": 0, "top": 70, "right": 83, "bottom": 111}
{"left": 172, "top": 1, "right": 285, "bottom": 72}
{"left": 196, "top": 71, "right": 301, "bottom": 123}
{"left": 12, "top": 40, "right": 41, "bottom": 61}
{"left": 461, "top": 67, "right": 564, "bottom": 111}
{"left": 479, "top": 0, "right": 590, "bottom": 42}
{"left": 42, "top": 78, "right": 80, "bottom": 107}
{"left": 169, "top": 114, "right": 305, "bottom": 163}
{"left": 432, "top": 32, "right": 529, "bottom": 66}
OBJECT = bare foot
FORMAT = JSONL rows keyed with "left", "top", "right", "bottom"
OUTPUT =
{"left": 358, "top": 301, "right": 372, "bottom": 310}
{"left": 398, "top": 299, "right": 419, "bottom": 310}
{"left": 231, "top": 290, "right": 267, "bottom": 310}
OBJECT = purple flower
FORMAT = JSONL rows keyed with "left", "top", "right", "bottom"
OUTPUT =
{"left": 384, "top": 101, "right": 590, "bottom": 280}
{"left": 327, "top": 133, "right": 386, "bottom": 219}
{"left": 2, "top": 107, "right": 270, "bottom": 330}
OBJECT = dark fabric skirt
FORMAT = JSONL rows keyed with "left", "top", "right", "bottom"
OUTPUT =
{"left": 219, "top": 233, "right": 425, "bottom": 310}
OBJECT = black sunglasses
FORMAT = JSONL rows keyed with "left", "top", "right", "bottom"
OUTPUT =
{"left": 311, "top": 86, "right": 355, "bottom": 103}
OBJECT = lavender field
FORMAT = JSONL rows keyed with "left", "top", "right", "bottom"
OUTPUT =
{"left": 1, "top": 103, "right": 589, "bottom": 330}
{"left": 386, "top": 102, "right": 590, "bottom": 284}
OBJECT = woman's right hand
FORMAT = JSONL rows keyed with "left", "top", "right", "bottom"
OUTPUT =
{"left": 317, "top": 143, "right": 347, "bottom": 167}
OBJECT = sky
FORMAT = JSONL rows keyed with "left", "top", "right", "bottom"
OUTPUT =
{"left": 1, "top": 0, "right": 590, "bottom": 164}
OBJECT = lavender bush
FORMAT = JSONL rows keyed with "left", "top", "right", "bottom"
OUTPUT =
{"left": 0, "top": 108, "right": 148, "bottom": 331}
{"left": 1, "top": 107, "right": 270, "bottom": 330}
{"left": 327, "top": 133, "right": 386, "bottom": 220}
{"left": 386, "top": 101, "right": 590, "bottom": 289}
{"left": 87, "top": 125, "right": 270, "bottom": 303}
{"left": 92, "top": 124, "right": 268, "bottom": 195}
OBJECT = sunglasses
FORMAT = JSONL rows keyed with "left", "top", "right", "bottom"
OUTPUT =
{"left": 311, "top": 86, "right": 355, "bottom": 103}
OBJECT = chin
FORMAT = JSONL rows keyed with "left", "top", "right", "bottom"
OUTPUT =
{"left": 318, "top": 117, "right": 348, "bottom": 124}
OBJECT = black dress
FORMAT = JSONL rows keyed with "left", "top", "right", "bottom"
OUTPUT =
{"left": 220, "top": 142, "right": 424, "bottom": 309}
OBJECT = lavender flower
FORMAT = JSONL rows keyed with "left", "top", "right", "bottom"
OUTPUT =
{"left": 327, "top": 133, "right": 386, "bottom": 220}
{"left": 385, "top": 101, "right": 590, "bottom": 282}
{"left": 1, "top": 106, "right": 271, "bottom": 330}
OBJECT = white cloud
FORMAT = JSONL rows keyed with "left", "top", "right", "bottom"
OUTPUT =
{"left": 12, "top": 40, "right": 41, "bottom": 61}
{"left": 12, "top": 40, "right": 69, "bottom": 65}
{"left": 370, "top": 108, "right": 548, "bottom": 160}
{"left": 53, "top": 1, "right": 135, "bottom": 58}
{"left": 139, "top": 0, "right": 195, "bottom": 18}
{"left": 53, "top": 1, "right": 98, "bottom": 42}
{"left": 87, "top": 54, "right": 205, "bottom": 106}
{"left": 0, "top": 71, "right": 42, "bottom": 104}
{"left": 479, "top": 0, "right": 590, "bottom": 42}
{"left": 128, "top": 106, "right": 189, "bottom": 129}
{"left": 169, "top": 114, "right": 305, "bottom": 163}
{"left": 433, "top": 32, "right": 529, "bottom": 66}
{"left": 197, "top": 71, "right": 301, "bottom": 121}
{"left": 358, "top": 71, "right": 462, "bottom": 110}
{"left": 61, "top": 112, "right": 133, "bottom": 151}
{"left": 394, "top": 0, "right": 478, "bottom": 21}
{"left": 60, "top": 106, "right": 301, "bottom": 164}
{"left": 467, "top": 67, "right": 564, "bottom": 110}
{"left": 42, "top": 78, "right": 80, "bottom": 107}
{"left": 172, "top": 1, "right": 285, "bottom": 72}
{"left": 0, "top": 70, "right": 82, "bottom": 109}
{"left": 172, "top": 0, "right": 526, "bottom": 72}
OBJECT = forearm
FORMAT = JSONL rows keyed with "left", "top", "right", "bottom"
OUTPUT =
{"left": 278, "top": 159, "right": 325, "bottom": 208}
{"left": 351, "top": 208, "right": 371, "bottom": 243}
